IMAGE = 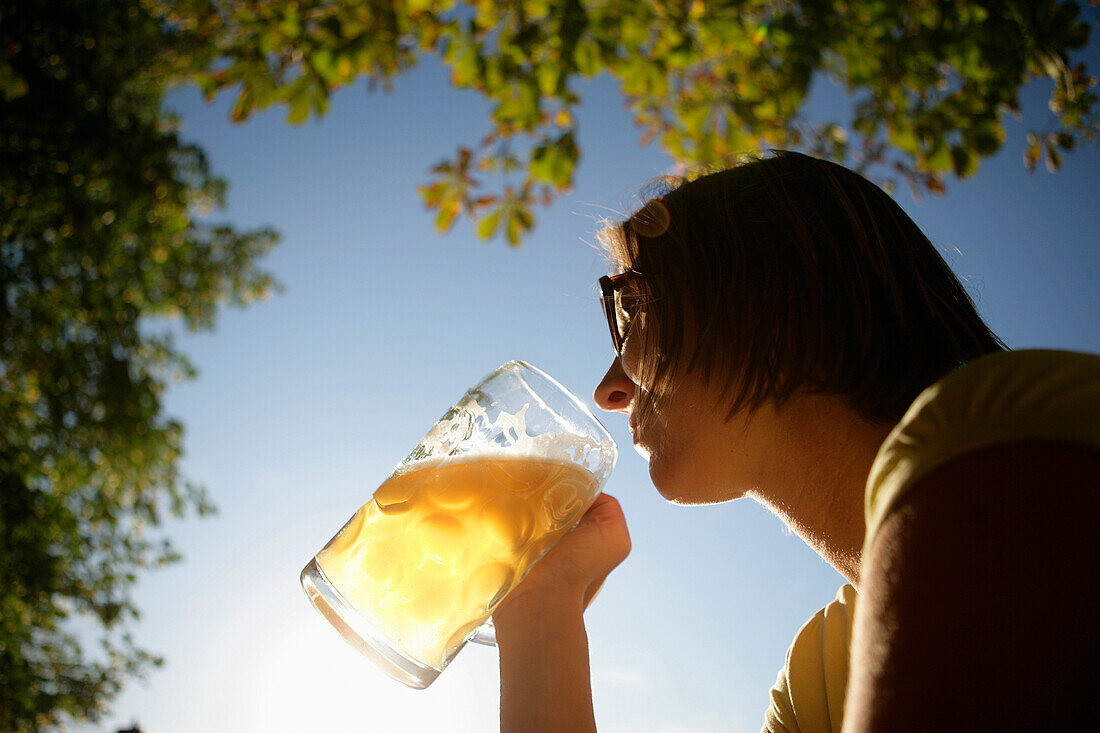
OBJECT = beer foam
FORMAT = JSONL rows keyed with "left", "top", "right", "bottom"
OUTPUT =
{"left": 397, "top": 390, "right": 616, "bottom": 486}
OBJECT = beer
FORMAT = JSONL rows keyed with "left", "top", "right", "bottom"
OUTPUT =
{"left": 315, "top": 455, "right": 599, "bottom": 670}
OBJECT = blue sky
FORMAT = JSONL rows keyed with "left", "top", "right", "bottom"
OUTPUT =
{"left": 87, "top": 57, "right": 1099, "bottom": 732}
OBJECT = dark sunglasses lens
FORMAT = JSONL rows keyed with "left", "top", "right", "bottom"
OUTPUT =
{"left": 617, "top": 288, "right": 639, "bottom": 336}
{"left": 601, "top": 294, "right": 620, "bottom": 353}
{"left": 600, "top": 273, "right": 639, "bottom": 354}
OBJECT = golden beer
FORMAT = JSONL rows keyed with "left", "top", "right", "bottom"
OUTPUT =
{"left": 315, "top": 455, "right": 599, "bottom": 671}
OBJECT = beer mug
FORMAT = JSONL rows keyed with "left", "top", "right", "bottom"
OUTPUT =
{"left": 300, "top": 361, "right": 617, "bottom": 689}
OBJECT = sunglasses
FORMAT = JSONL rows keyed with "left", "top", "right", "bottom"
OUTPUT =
{"left": 598, "top": 270, "right": 646, "bottom": 356}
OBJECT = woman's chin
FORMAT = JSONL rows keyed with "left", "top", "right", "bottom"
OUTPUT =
{"left": 637, "top": 436, "right": 711, "bottom": 504}
{"left": 646, "top": 455, "right": 688, "bottom": 503}
{"left": 648, "top": 457, "right": 741, "bottom": 506}
{"left": 655, "top": 483, "right": 728, "bottom": 506}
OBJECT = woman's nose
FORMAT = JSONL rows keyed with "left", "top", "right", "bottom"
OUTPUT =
{"left": 594, "top": 357, "right": 635, "bottom": 413}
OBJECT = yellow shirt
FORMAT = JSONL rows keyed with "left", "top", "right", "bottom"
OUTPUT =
{"left": 763, "top": 349, "right": 1100, "bottom": 733}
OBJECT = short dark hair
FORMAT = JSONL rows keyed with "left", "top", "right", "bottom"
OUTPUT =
{"left": 599, "top": 151, "right": 1007, "bottom": 423}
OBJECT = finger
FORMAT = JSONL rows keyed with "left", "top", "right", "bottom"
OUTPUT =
{"left": 581, "top": 492, "right": 627, "bottom": 527}
{"left": 584, "top": 493, "right": 631, "bottom": 554}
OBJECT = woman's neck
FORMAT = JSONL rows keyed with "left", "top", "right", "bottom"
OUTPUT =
{"left": 744, "top": 395, "right": 895, "bottom": 588}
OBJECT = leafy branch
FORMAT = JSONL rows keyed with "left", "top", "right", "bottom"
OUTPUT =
{"left": 164, "top": 0, "right": 1098, "bottom": 245}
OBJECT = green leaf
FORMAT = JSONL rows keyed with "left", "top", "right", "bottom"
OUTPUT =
{"left": 476, "top": 209, "right": 502, "bottom": 239}
{"left": 311, "top": 48, "right": 336, "bottom": 82}
{"left": 529, "top": 142, "right": 556, "bottom": 184}
{"left": 287, "top": 83, "right": 312, "bottom": 125}
{"left": 950, "top": 145, "right": 979, "bottom": 178}
{"left": 1045, "top": 138, "right": 1064, "bottom": 172}
{"left": 550, "top": 131, "right": 579, "bottom": 187}
{"left": 505, "top": 210, "right": 523, "bottom": 245}
{"left": 1054, "top": 131, "right": 1076, "bottom": 151}
{"left": 537, "top": 62, "right": 561, "bottom": 96}
{"left": 970, "top": 121, "right": 1006, "bottom": 156}
{"left": 1024, "top": 136, "right": 1042, "bottom": 173}
{"left": 515, "top": 205, "right": 534, "bottom": 230}
{"left": 574, "top": 39, "right": 604, "bottom": 76}
{"left": 230, "top": 87, "right": 255, "bottom": 123}
{"left": 680, "top": 104, "right": 710, "bottom": 135}
{"left": 890, "top": 124, "right": 921, "bottom": 155}
{"left": 448, "top": 42, "right": 482, "bottom": 88}
{"left": 435, "top": 202, "right": 461, "bottom": 232}
{"left": 926, "top": 141, "right": 953, "bottom": 173}
{"left": 419, "top": 181, "right": 449, "bottom": 207}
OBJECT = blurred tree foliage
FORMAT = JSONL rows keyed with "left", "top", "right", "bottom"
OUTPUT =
{"left": 1, "top": 0, "right": 276, "bottom": 729}
{"left": 162, "top": 0, "right": 1098, "bottom": 244}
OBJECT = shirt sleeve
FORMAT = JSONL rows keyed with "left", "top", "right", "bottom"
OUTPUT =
{"left": 863, "top": 349, "right": 1100, "bottom": 553}
{"left": 764, "top": 584, "right": 857, "bottom": 733}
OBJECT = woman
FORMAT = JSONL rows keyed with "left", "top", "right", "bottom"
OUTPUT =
{"left": 493, "top": 152, "right": 1100, "bottom": 732}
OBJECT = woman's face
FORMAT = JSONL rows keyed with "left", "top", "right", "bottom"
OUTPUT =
{"left": 594, "top": 298, "right": 778, "bottom": 506}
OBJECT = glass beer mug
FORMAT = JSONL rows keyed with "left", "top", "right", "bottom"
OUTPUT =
{"left": 301, "top": 361, "right": 617, "bottom": 689}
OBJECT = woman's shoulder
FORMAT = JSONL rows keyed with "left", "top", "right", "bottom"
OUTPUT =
{"left": 848, "top": 352, "right": 1100, "bottom": 729}
{"left": 765, "top": 584, "right": 858, "bottom": 733}
{"left": 864, "top": 348, "right": 1100, "bottom": 547}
